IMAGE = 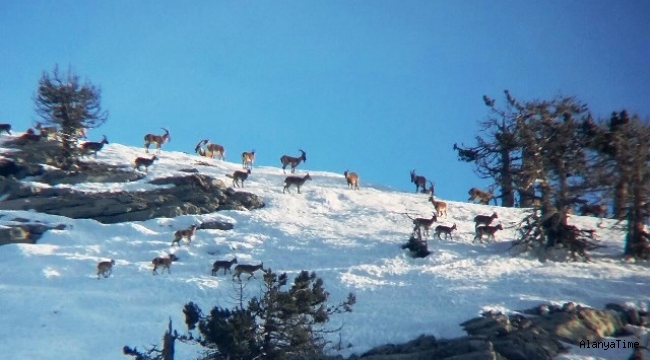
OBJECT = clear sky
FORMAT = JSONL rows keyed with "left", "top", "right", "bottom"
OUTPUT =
{"left": 1, "top": 1, "right": 649, "bottom": 201}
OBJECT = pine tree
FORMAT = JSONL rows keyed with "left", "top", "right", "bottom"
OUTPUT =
{"left": 33, "top": 65, "right": 108, "bottom": 168}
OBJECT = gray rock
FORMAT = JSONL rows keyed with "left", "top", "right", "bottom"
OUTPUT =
{"left": 1, "top": 174, "right": 264, "bottom": 224}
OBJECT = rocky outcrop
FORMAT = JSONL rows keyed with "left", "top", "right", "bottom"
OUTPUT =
{"left": 0, "top": 217, "right": 68, "bottom": 245}
{"left": 353, "top": 302, "right": 649, "bottom": 360}
{"left": 0, "top": 174, "right": 264, "bottom": 224}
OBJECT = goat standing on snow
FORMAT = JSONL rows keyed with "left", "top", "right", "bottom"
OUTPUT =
{"left": 212, "top": 258, "right": 238, "bottom": 276}
{"left": 242, "top": 150, "right": 256, "bottom": 170}
{"left": 152, "top": 254, "right": 179, "bottom": 275}
{"left": 344, "top": 170, "right": 360, "bottom": 190}
{"left": 96, "top": 259, "right": 115, "bottom": 279}
{"left": 280, "top": 150, "right": 307, "bottom": 174}
{"left": 80, "top": 135, "right": 109, "bottom": 157}
{"left": 134, "top": 155, "right": 158, "bottom": 172}
{"left": 409, "top": 170, "right": 428, "bottom": 193}
{"left": 171, "top": 224, "right": 199, "bottom": 246}
{"left": 144, "top": 128, "right": 170, "bottom": 153}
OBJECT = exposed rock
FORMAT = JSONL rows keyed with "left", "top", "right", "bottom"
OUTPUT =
{"left": 39, "top": 163, "right": 144, "bottom": 184}
{"left": 0, "top": 174, "right": 265, "bottom": 224}
{"left": 0, "top": 222, "right": 67, "bottom": 245}
{"left": 0, "top": 158, "right": 45, "bottom": 179}
{"left": 199, "top": 221, "right": 234, "bottom": 231}
{"left": 357, "top": 302, "right": 647, "bottom": 360}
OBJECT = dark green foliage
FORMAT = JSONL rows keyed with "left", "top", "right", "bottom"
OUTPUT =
{"left": 401, "top": 235, "right": 431, "bottom": 258}
{"left": 33, "top": 65, "right": 108, "bottom": 168}
{"left": 128, "top": 270, "right": 356, "bottom": 360}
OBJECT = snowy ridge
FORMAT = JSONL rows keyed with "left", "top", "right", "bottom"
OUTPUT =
{"left": 0, "top": 140, "right": 648, "bottom": 360}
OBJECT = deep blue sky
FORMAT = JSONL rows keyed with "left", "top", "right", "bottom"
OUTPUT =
{"left": 2, "top": 1, "right": 649, "bottom": 201}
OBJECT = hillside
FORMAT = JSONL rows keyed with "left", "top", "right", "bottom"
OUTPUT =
{"left": 0, "top": 138, "right": 649, "bottom": 360}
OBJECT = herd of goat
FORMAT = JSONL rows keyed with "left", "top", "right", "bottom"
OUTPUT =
{"left": 0, "top": 122, "right": 608, "bottom": 280}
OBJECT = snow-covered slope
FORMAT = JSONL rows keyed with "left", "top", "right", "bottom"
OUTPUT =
{"left": 0, "top": 141, "right": 648, "bottom": 360}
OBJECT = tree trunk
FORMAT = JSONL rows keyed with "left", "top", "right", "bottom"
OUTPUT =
{"left": 613, "top": 176, "right": 628, "bottom": 219}
{"left": 625, "top": 145, "right": 647, "bottom": 257}
{"left": 499, "top": 149, "right": 515, "bottom": 207}
{"left": 162, "top": 319, "right": 175, "bottom": 360}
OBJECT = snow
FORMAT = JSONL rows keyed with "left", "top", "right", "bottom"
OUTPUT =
{"left": 0, "top": 140, "right": 649, "bottom": 360}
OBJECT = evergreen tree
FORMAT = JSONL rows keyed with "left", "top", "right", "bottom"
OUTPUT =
{"left": 33, "top": 65, "right": 108, "bottom": 168}
{"left": 128, "top": 269, "right": 356, "bottom": 360}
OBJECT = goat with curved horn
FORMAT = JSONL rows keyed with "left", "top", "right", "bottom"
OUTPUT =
{"left": 280, "top": 149, "right": 307, "bottom": 174}
{"left": 194, "top": 139, "right": 208, "bottom": 157}
{"left": 144, "top": 128, "right": 171, "bottom": 153}
{"left": 409, "top": 170, "right": 427, "bottom": 193}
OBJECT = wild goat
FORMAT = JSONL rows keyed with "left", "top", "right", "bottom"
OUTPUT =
{"left": 18, "top": 128, "right": 41, "bottom": 142}
{"left": 242, "top": 150, "right": 255, "bottom": 170}
{"left": 233, "top": 262, "right": 264, "bottom": 280}
{"left": 428, "top": 196, "right": 448, "bottom": 217}
{"left": 468, "top": 187, "right": 495, "bottom": 205}
{"left": 35, "top": 122, "right": 58, "bottom": 140}
{"left": 474, "top": 212, "right": 498, "bottom": 229}
{"left": 280, "top": 150, "right": 307, "bottom": 174}
{"left": 80, "top": 135, "right": 109, "bottom": 157}
{"left": 474, "top": 224, "right": 504, "bottom": 243}
{"left": 226, "top": 169, "right": 251, "bottom": 188}
{"left": 212, "top": 257, "right": 238, "bottom": 276}
{"left": 411, "top": 170, "right": 434, "bottom": 194}
{"left": 152, "top": 254, "right": 179, "bottom": 275}
{"left": 206, "top": 142, "right": 225, "bottom": 160}
{"left": 344, "top": 170, "right": 359, "bottom": 190}
{"left": 134, "top": 155, "right": 159, "bottom": 171}
{"left": 195, "top": 139, "right": 226, "bottom": 160}
{"left": 194, "top": 139, "right": 208, "bottom": 157}
{"left": 283, "top": 173, "right": 312, "bottom": 194}
{"left": 144, "top": 128, "right": 171, "bottom": 153}
{"left": 412, "top": 213, "right": 438, "bottom": 238}
{"left": 579, "top": 203, "right": 607, "bottom": 218}
{"left": 96, "top": 259, "right": 115, "bottom": 279}
{"left": 171, "top": 224, "right": 199, "bottom": 246}
{"left": 409, "top": 170, "right": 427, "bottom": 193}
{"left": 434, "top": 223, "right": 457, "bottom": 240}
{"left": 0, "top": 123, "right": 11, "bottom": 135}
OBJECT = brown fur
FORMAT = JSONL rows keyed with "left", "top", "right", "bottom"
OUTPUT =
{"left": 468, "top": 187, "right": 494, "bottom": 205}
{"left": 171, "top": 224, "right": 199, "bottom": 246}
{"left": 434, "top": 223, "right": 457, "bottom": 240}
{"left": 242, "top": 150, "right": 255, "bottom": 169}
{"left": 206, "top": 143, "right": 225, "bottom": 160}
{"left": 212, "top": 258, "right": 238, "bottom": 276}
{"left": 474, "top": 212, "right": 498, "bottom": 229}
{"left": 144, "top": 128, "right": 170, "bottom": 153}
{"left": 232, "top": 262, "right": 264, "bottom": 280}
{"left": 412, "top": 213, "right": 438, "bottom": 237}
{"left": 152, "top": 254, "right": 179, "bottom": 275}
{"left": 226, "top": 169, "right": 251, "bottom": 188}
{"left": 80, "top": 135, "right": 109, "bottom": 157}
{"left": 474, "top": 224, "right": 504, "bottom": 243}
{"left": 409, "top": 170, "right": 427, "bottom": 193}
{"left": 134, "top": 155, "right": 158, "bottom": 171}
{"left": 280, "top": 150, "right": 307, "bottom": 174}
{"left": 283, "top": 173, "right": 312, "bottom": 194}
{"left": 96, "top": 259, "right": 115, "bottom": 279}
{"left": 428, "top": 196, "right": 448, "bottom": 217}
{"left": 344, "top": 170, "right": 359, "bottom": 190}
